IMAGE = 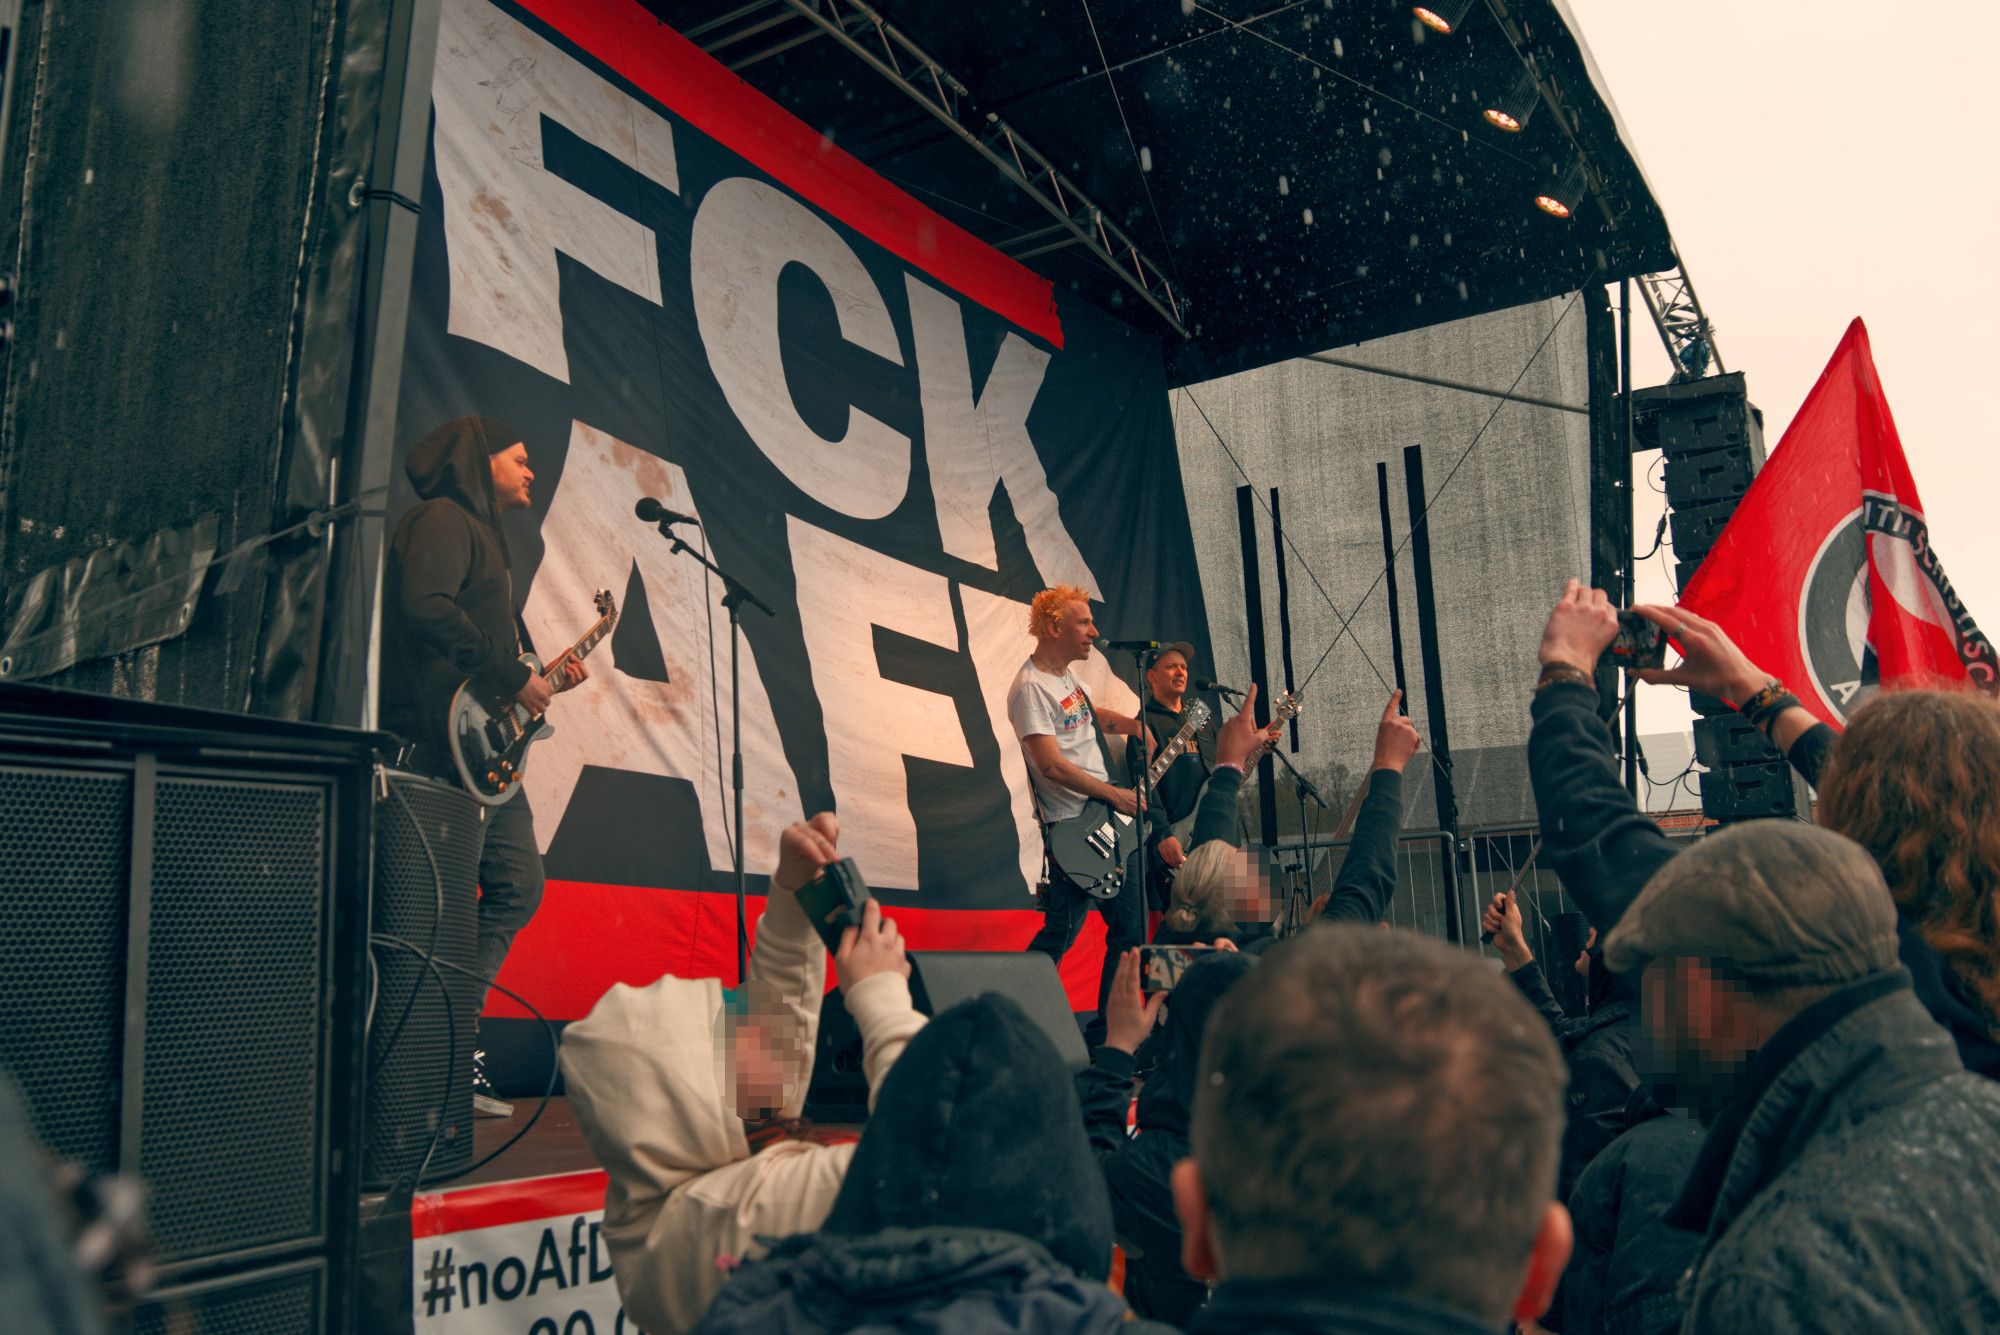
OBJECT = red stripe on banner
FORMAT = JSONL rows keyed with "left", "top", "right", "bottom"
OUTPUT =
{"left": 515, "top": 0, "right": 1063, "bottom": 348}
{"left": 488, "top": 881, "right": 1108, "bottom": 1020}
{"left": 412, "top": 1169, "right": 609, "bottom": 1238}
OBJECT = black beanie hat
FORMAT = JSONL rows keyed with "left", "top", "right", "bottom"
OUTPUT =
{"left": 818, "top": 993, "right": 1116, "bottom": 1279}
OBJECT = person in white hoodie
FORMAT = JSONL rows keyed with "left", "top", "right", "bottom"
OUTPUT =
{"left": 561, "top": 814, "right": 927, "bottom": 1334}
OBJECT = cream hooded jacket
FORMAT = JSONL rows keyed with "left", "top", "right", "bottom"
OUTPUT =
{"left": 560, "top": 888, "right": 925, "bottom": 1334}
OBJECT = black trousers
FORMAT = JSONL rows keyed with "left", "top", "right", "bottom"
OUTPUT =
{"left": 1024, "top": 850, "right": 1147, "bottom": 1037}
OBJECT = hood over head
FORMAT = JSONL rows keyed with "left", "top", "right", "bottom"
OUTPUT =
{"left": 819, "top": 994, "right": 1115, "bottom": 1280}
{"left": 1137, "top": 949, "right": 1257, "bottom": 1138}
{"left": 404, "top": 415, "right": 519, "bottom": 525}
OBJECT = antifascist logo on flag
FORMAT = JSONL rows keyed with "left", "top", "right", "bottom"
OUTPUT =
{"left": 1682, "top": 319, "right": 1995, "bottom": 728}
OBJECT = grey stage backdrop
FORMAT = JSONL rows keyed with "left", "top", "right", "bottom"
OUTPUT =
{"left": 1172, "top": 294, "right": 1606, "bottom": 942}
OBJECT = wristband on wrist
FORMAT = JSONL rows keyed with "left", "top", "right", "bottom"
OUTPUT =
{"left": 1212, "top": 761, "right": 1245, "bottom": 777}
{"left": 1739, "top": 679, "right": 1801, "bottom": 734}
{"left": 1535, "top": 662, "right": 1595, "bottom": 693}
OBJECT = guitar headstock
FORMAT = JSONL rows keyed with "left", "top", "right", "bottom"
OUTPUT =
{"left": 1269, "top": 689, "right": 1304, "bottom": 724}
{"left": 594, "top": 589, "right": 617, "bottom": 622}
{"left": 1185, "top": 700, "right": 1211, "bottom": 730}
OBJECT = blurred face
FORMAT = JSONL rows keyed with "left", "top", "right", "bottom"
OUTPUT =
{"left": 1053, "top": 598, "right": 1098, "bottom": 663}
{"left": 489, "top": 442, "right": 534, "bottom": 512}
{"left": 1221, "top": 848, "right": 1277, "bottom": 923}
{"left": 1639, "top": 955, "right": 1758, "bottom": 1122}
{"left": 730, "top": 1017, "right": 790, "bottom": 1121}
{"left": 1148, "top": 649, "right": 1189, "bottom": 704}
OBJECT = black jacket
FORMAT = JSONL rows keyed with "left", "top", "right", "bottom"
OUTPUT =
{"left": 1506, "top": 961, "right": 1642, "bottom": 1203}
{"left": 696, "top": 995, "right": 1166, "bottom": 1334}
{"left": 1153, "top": 766, "right": 1405, "bottom": 948}
{"left": 1528, "top": 683, "right": 2000, "bottom": 1079}
{"left": 1670, "top": 973, "right": 2000, "bottom": 1331}
{"left": 1186, "top": 1276, "right": 1503, "bottom": 1335}
{"left": 691, "top": 1228, "right": 1159, "bottom": 1335}
{"left": 1562, "top": 1109, "right": 1704, "bottom": 1335}
{"left": 1076, "top": 952, "right": 1259, "bottom": 1326}
{"left": 380, "top": 417, "right": 532, "bottom": 758}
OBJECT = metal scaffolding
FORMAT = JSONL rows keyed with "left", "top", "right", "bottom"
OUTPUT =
{"left": 682, "top": 0, "right": 1190, "bottom": 338}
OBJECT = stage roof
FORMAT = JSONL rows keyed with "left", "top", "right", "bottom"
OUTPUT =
{"left": 639, "top": 0, "right": 1676, "bottom": 385}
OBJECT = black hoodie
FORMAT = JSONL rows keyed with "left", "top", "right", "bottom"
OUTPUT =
{"left": 1077, "top": 950, "right": 1256, "bottom": 1325}
{"left": 380, "top": 417, "right": 533, "bottom": 759}
{"left": 693, "top": 995, "right": 1173, "bottom": 1335}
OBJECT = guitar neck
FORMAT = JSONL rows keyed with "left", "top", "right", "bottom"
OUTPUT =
{"left": 543, "top": 614, "right": 614, "bottom": 686}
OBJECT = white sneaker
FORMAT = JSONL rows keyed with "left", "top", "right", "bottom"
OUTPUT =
{"left": 471, "top": 1048, "right": 513, "bottom": 1118}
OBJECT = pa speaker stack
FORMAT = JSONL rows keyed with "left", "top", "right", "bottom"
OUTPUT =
{"left": 0, "top": 683, "right": 376, "bottom": 1334}
{"left": 1632, "top": 374, "right": 1810, "bottom": 824}
{"left": 364, "top": 772, "right": 484, "bottom": 1191}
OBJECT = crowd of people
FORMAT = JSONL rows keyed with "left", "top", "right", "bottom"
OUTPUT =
{"left": 553, "top": 578, "right": 2000, "bottom": 1334}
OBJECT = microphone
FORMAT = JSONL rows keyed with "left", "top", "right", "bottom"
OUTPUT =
{"left": 635, "top": 496, "right": 700, "bottom": 527}
{"left": 1196, "top": 677, "right": 1245, "bottom": 699}
{"left": 1095, "top": 637, "right": 1161, "bottom": 652}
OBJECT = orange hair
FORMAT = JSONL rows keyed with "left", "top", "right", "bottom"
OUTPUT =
{"left": 1818, "top": 687, "right": 2000, "bottom": 1035}
{"left": 1027, "top": 585, "right": 1091, "bottom": 638}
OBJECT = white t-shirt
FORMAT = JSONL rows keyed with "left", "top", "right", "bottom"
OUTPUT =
{"left": 1006, "top": 658, "right": 1106, "bottom": 823}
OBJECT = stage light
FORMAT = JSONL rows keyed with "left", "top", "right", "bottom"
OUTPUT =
{"left": 1483, "top": 70, "right": 1539, "bottom": 132}
{"left": 1535, "top": 162, "right": 1588, "bottom": 219}
{"left": 1413, "top": 1, "right": 1475, "bottom": 35}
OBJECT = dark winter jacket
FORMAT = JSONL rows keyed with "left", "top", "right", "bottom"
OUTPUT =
{"left": 380, "top": 416, "right": 532, "bottom": 758}
{"left": 695, "top": 994, "right": 1169, "bottom": 1334}
{"left": 1506, "top": 960, "right": 1643, "bottom": 1202}
{"left": 1154, "top": 766, "right": 1405, "bottom": 949}
{"left": 1076, "top": 952, "right": 1258, "bottom": 1325}
{"left": 692, "top": 1227, "right": 1153, "bottom": 1335}
{"left": 1782, "top": 719, "right": 2000, "bottom": 1078}
{"left": 1186, "top": 1276, "right": 1503, "bottom": 1335}
{"left": 1669, "top": 972, "right": 2000, "bottom": 1331}
{"left": 1528, "top": 682, "right": 2000, "bottom": 1079}
{"left": 1562, "top": 1107, "right": 1704, "bottom": 1335}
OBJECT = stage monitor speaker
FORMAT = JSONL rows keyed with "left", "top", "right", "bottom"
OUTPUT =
{"left": 803, "top": 950, "right": 1087, "bottom": 1121}
{"left": 0, "top": 683, "right": 374, "bottom": 1334}
{"left": 364, "top": 771, "right": 484, "bottom": 1192}
{"left": 910, "top": 952, "right": 1089, "bottom": 1074}
{"left": 1700, "top": 758, "right": 1811, "bottom": 824}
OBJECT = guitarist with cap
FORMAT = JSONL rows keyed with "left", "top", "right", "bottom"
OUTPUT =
{"left": 1006, "top": 584, "right": 1153, "bottom": 1040}
{"left": 381, "top": 415, "right": 592, "bottom": 1116}
{"left": 1134, "top": 641, "right": 1215, "bottom": 908}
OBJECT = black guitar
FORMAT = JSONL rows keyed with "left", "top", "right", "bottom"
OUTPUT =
{"left": 446, "top": 591, "right": 616, "bottom": 805}
{"left": 1043, "top": 700, "right": 1210, "bottom": 900}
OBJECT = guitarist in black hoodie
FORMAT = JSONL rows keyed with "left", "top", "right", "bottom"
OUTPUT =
{"left": 381, "top": 416, "right": 590, "bottom": 1116}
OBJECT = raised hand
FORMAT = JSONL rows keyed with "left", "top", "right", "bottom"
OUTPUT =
{"left": 835, "top": 898, "right": 910, "bottom": 991}
{"left": 1103, "top": 949, "right": 1167, "bottom": 1055}
{"left": 771, "top": 813, "right": 839, "bottom": 899}
{"left": 1538, "top": 578, "right": 1619, "bottom": 676}
{"left": 1371, "top": 689, "right": 1422, "bottom": 773}
{"left": 1215, "top": 683, "right": 1265, "bottom": 769}
{"left": 1628, "top": 604, "right": 1769, "bottom": 705}
{"left": 1480, "top": 891, "right": 1532, "bottom": 969}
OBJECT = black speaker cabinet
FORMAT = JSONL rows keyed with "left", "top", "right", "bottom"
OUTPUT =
{"left": 364, "top": 771, "right": 482, "bottom": 1190}
{"left": 805, "top": 949, "right": 1086, "bottom": 1121}
{"left": 0, "top": 683, "right": 377, "bottom": 1334}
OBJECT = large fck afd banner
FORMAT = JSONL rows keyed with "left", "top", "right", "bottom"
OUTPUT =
{"left": 394, "top": 0, "right": 1209, "bottom": 1020}
{"left": 1683, "top": 318, "right": 1995, "bottom": 727}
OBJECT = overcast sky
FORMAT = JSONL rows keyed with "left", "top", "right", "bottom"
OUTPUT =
{"left": 1564, "top": 1, "right": 2000, "bottom": 735}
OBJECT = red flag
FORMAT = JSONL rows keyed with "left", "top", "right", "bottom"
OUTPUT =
{"left": 1680, "top": 318, "right": 1997, "bottom": 728}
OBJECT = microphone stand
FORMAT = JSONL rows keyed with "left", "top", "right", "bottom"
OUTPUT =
{"left": 1270, "top": 746, "right": 1326, "bottom": 924}
{"left": 648, "top": 519, "right": 775, "bottom": 982}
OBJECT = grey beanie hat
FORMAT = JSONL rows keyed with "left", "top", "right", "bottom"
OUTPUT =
{"left": 1601, "top": 821, "right": 1900, "bottom": 986}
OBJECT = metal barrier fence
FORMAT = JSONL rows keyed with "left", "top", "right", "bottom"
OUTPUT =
{"left": 1273, "top": 819, "right": 1711, "bottom": 1010}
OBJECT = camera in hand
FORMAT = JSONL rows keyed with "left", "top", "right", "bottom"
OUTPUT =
{"left": 1601, "top": 610, "right": 1667, "bottom": 671}
{"left": 797, "top": 857, "right": 871, "bottom": 954}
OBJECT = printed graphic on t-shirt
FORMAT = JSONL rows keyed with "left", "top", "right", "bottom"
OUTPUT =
{"left": 1054, "top": 688, "right": 1092, "bottom": 734}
